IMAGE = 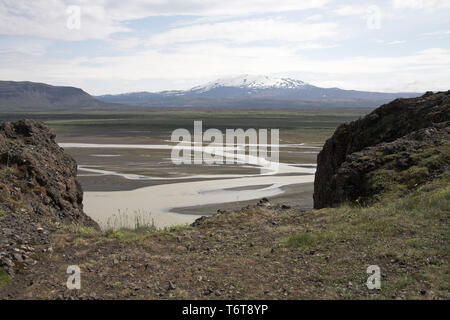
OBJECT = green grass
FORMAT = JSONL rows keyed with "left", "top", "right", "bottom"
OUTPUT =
{"left": 362, "top": 140, "right": 450, "bottom": 202}
{"left": 64, "top": 208, "right": 192, "bottom": 243}
{"left": 0, "top": 268, "right": 10, "bottom": 289}
{"left": 103, "top": 210, "right": 160, "bottom": 242}
{"left": 0, "top": 209, "right": 6, "bottom": 216}
{"left": 105, "top": 223, "right": 192, "bottom": 243}
{"left": 280, "top": 170, "right": 449, "bottom": 298}
{"left": 284, "top": 233, "right": 323, "bottom": 249}
{"left": 160, "top": 223, "right": 191, "bottom": 233}
{"left": 103, "top": 209, "right": 156, "bottom": 231}
{"left": 105, "top": 226, "right": 156, "bottom": 242}
{"left": 65, "top": 225, "right": 99, "bottom": 237}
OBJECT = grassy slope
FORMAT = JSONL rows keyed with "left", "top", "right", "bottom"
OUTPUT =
{"left": 284, "top": 170, "right": 449, "bottom": 298}
{"left": 364, "top": 140, "right": 450, "bottom": 203}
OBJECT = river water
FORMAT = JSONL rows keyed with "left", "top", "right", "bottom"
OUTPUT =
{"left": 60, "top": 143, "right": 316, "bottom": 229}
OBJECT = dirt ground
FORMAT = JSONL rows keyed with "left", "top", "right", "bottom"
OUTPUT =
{"left": 2, "top": 191, "right": 448, "bottom": 300}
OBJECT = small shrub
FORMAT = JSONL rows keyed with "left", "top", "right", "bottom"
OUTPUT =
{"left": 73, "top": 238, "right": 89, "bottom": 246}
{"left": 401, "top": 166, "right": 430, "bottom": 188}
{"left": 66, "top": 224, "right": 99, "bottom": 237}
{"left": 161, "top": 224, "right": 191, "bottom": 233}
{"left": 284, "top": 233, "right": 318, "bottom": 249}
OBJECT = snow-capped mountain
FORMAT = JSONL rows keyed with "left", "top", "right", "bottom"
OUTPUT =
{"left": 97, "top": 75, "right": 422, "bottom": 108}
{"left": 181, "top": 75, "right": 315, "bottom": 99}
{"left": 190, "top": 75, "right": 308, "bottom": 92}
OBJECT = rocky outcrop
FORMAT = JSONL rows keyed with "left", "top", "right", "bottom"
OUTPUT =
{"left": 0, "top": 119, "right": 98, "bottom": 276}
{"left": 314, "top": 91, "right": 450, "bottom": 209}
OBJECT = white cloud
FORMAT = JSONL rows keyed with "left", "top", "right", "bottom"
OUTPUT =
{"left": 386, "top": 40, "right": 406, "bottom": 45}
{"left": 305, "top": 14, "right": 323, "bottom": 21}
{"left": 421, "top": 30, "right": 450, "bottom": 36}
{"left": 334, "top": 5, "right": 368, "bottom": 16}
{"left": 107, "top": 37, "right": 143, "bottom": 50}
{"left": 333, "top": 4, "right": 386, "bottom": 25}
{"left": 0, "top": 1, "right": 128, "bottom": 41}
{"left": 2, "top": 44, "right": 448, "bottom": 94}
{"left": 147, "top": 19, "right": 340, "bottom": 46}
{"left": 100, "top": 0, "right": 333, "bottom": 19}
{"left": 0, "top": 0, "right": 332, "bottom": 41}
{"left": 1, "top": 0, "right": 449, "bottom": 95}
{"left": 392, "top": 0, "right": 450, "bottom": 9}
{"left": 0, "top": 38, "right": 49, "bottom": 56}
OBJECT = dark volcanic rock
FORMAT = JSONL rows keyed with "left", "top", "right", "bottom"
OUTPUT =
{"left": 314, "top": 91, "right": 450, "bottom": 209}
{"left": 0, "top": 119, "right": 97, "bottom": 226}
{"left": 0, "top": 119, "right": 98, "bottom": 276}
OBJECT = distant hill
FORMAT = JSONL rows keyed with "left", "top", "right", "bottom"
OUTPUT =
{"left": 0, "top": 81, "right": 112, "bottom": 111}
{"left": 0, "top": 77, "right": 423, "bottom": 110}
{"left": 97, "top": 75, "right": 422, "bottom": 108}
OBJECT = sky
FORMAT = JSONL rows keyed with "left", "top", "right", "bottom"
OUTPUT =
{"left": 0, "top": 0, "right": 449, "bottom": 95}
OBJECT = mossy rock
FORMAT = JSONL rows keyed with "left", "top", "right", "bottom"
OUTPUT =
{"left": 400, "top": 166, "right": 430, "bottom": 188}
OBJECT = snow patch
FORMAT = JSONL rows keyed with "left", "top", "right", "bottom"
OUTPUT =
{"left": 191, "top": 74, "right": 308, "bottom": 92}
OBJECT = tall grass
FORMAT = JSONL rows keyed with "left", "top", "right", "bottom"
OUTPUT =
{"left": 102, "top": 209, "right": 160, "bottom": 242}
{"left": 103, "top": 209, "right": 156, "bottom": 232}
